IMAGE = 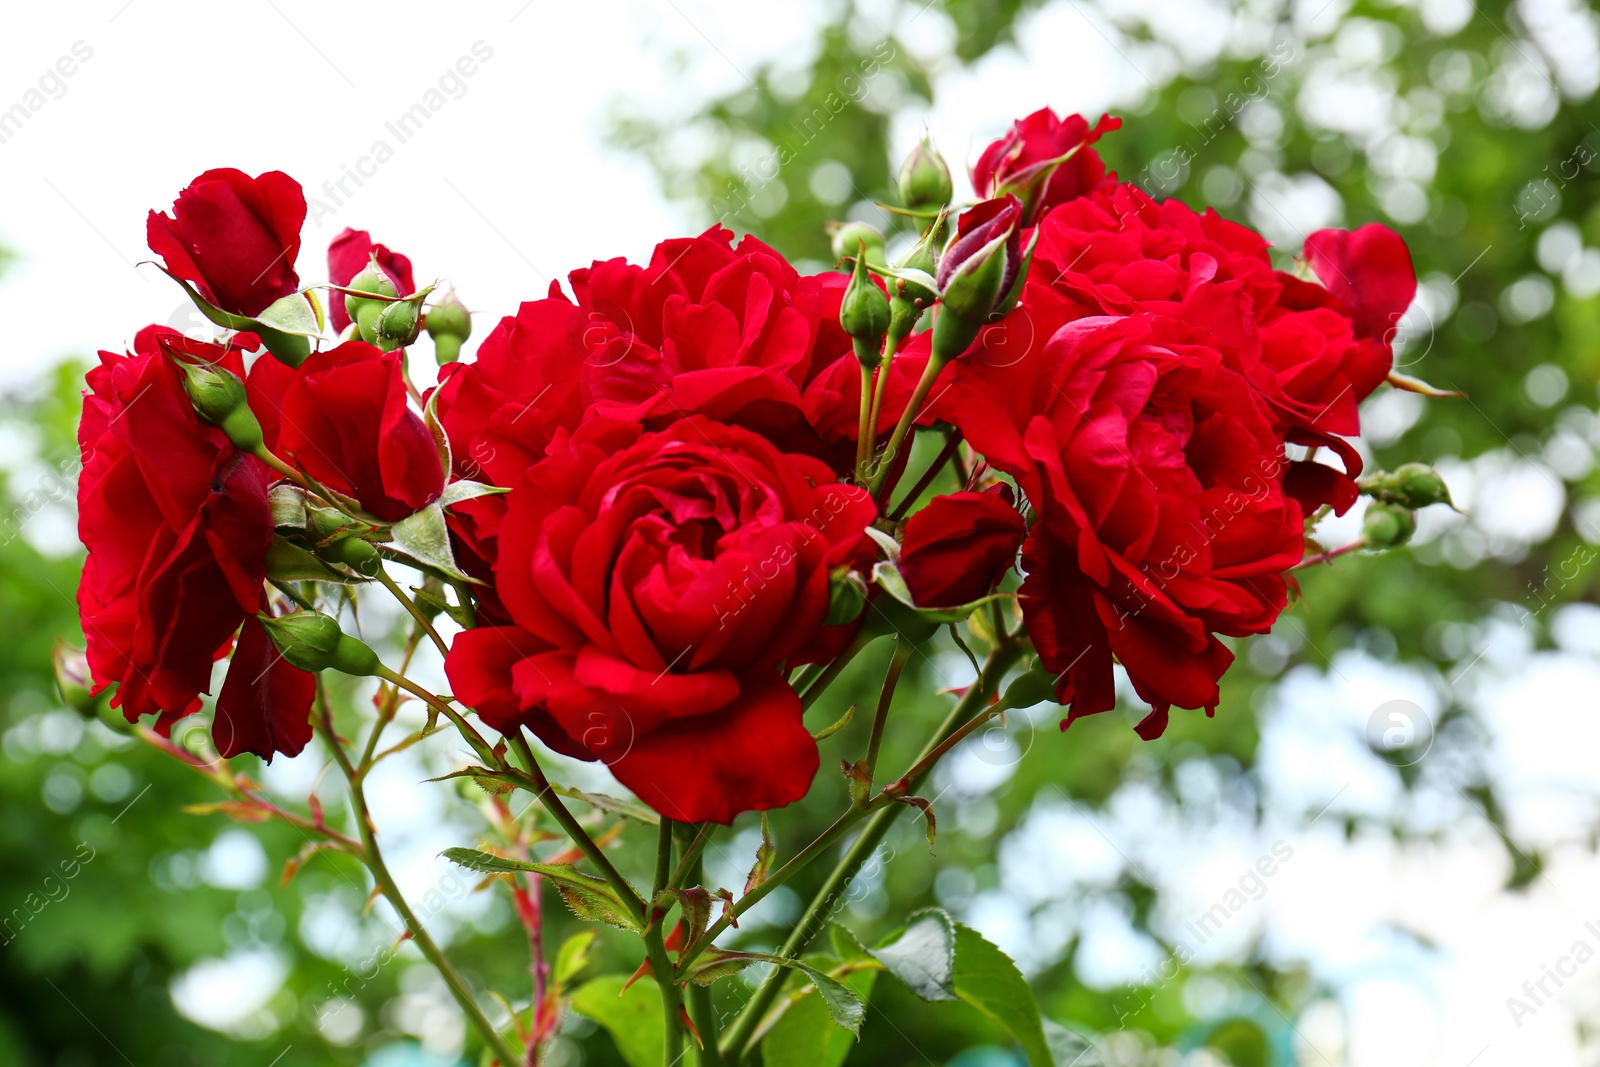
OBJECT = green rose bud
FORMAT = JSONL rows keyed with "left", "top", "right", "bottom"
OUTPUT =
{"left": 828, "top": 220, "right": 885, "bottom": 266}
{"left": 322, "top": 534, "right": 381, "bottom": 575}
{"left": 374, "top": 297, "right": 422, "bottom": 352}
{"left": 170, "top": 358, "right": 265, "bottom": 453}
{"left": 1000, "top": 659, "right": 1058, "bottom": 710}
{"left": 53, "top": 639, "right": 97, "bottom": 719}
{"left": 896, "top": 134, "right": 953, "bottom": 212}
{"left": 258, "top": 611, "right": 381, "bottom": 676}
{"left": 426, "top": 291, "right": 472, "bottom": 365}
{"left": 841, "top": 244, "right": 891, "bottom": 365}
{"left": 344, "top": 258, "right": 398, "bottom": 337}
{"left": 1363, "top": 462, "right": 1454, "bottom": 510}
{"left": 1362, "top": 501, "right": 1416, "bottom": 549}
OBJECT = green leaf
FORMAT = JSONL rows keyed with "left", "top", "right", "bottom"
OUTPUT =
{"left": 762, "top": 955, "right": 878, "bottom": 1067}
{"left": 439, "top": 848, "right": 637, "bottom": 931}
{"left": 650, "top": 885, "right": 712, "bottom": 948}
{"left": 553, "top": 929, "right": 598, "bottom": 989}
{"left": 551, "top": 784, "right": 660, "bottom": 825}
{"left": 684, "top": 951, "right": 865, "bottom": 1034}
{"left": 744, "top": 812, "right": 776, "bottom": 894}
{"left": 950, "top": 922, "right": 1106, "bottom": 1067}
{"left": 254, "top": 292, "right": 323, "bottom": 338}
{"left": 869, "top": 907, "right": 956, "bottom": 1001}
{"left": 390, "top": 501, "right": 471, "bottom": 582}
{"left": 569, "top": 974, "right": 662, "bottom": 1067}
{"left": 439, "top": 479, "right": 509, "bottom": 507}
{"left": 1043, "top": 1020, "right": 1107, "bottom": 1067}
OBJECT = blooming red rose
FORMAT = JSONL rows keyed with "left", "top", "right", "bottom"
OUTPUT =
{"left": 946, "top": 183, "right": 1415, "bottom": 514}
{"left": 431, "top": 228, "right": 911, "bottom": 595}
{"left": 973, "top": 110, "right": 1121, "bottom": 224}
{"left": 254, "top": 340, "right": 444, "bottom": 522}
{"left": 444, "top": 415, "right": 876, "bottom": 823}
{"left": 327, "top": 228, "right": 416, "bottom": 332}
{"left": 77, "top": 327, "right": 282, "bottom": 727}
{"left": 940, "top": 303, "right": 1304, "bottom": 738}
{"left": 898, "top": 487, "right": 1026, "bottom": 608}
{"left": 147, "top": 169, "right": 306, "bottom": 317}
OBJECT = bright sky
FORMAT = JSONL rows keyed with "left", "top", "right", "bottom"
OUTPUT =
{"left": 4, "top": 2, "right": 1597, "bottom": 1066}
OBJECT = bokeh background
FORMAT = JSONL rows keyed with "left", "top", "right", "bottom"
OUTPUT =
{"left": 2, "top": 0, "right": 1598, "bottom": 1064}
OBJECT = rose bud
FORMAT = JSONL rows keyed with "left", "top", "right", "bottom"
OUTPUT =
{"left": 973, "top": 110, "right": 1121, "bottom": 225}
{"left": 426, "top": 291, "right": 472, "bottom": 365}
{"left": 1362, "top": 501, "right": 1416, "bottom": 549}
{"left": 896, "top": 134, "right": 953, "bottom": 212}
{"left": 146, "top": 168, "right": 306, "bottom": 317}
{"left": 1361, "top": 462, "right": 1454, "bottom": 511}
{"left": 374, "top": 296, "right": 423, "bottom": 352}
{"left": 841, "top": 244, "right": 891, "bottom": 366}
{"left": 170, "top": 357, "right": 265, "bottom": 453}
{"left": 931, "top": 195, "right": 1029, "bottom": 364}
{"left": 828, "top": 220, "right": 885, "bottom": 266}
{"left": 53, "top": 639, "right": 98, "bottom": 718}
{"left": 344, "top": 258, "right": 399, "bottom": 344}
{"left": 328, "top": 229, "right": 414, "bottom": 333}
{"left": 898, "top": 487, "right": 1025, "bottom": 608}
{"left": 258, "top": 610, "right": 381, "bottom": 676}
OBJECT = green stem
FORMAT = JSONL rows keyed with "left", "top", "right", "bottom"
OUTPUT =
{"left": 864, "top": 638, "right": 913, "bottom": 782}
{"left": 684, "top": 843, "right": 724, "bottom": 1066}
{"left": 799, "top": 626, "right": 879, "bottom": 712}
{"left": 867, "top": 353, "right": 948, "bottom": 501}
{"left": 888, "top": 430, "right": 963, "bottom": 522}
{"left": 644, "top": 919, "right": 685, "bottom": 1066}
{"left": 654, "top": 818, "right": 675, "bottom": 896}
{"left": 315, "top": 704, "right": 522, "bottom": 1067}
{"left": 717, "top": 639, "right": 1024, "bottom": 1062}
{"left": 375, "top": 568, "right": 450, "bottom": 660}
{"left": 507, "top": 732, "right": 648, "bottom": 925}
{"left": 855, "top": 359, "right": 875, "bottom": 486}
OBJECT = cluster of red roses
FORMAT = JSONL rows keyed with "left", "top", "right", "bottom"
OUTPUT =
{"left": 74, "top": 108, "right": 1415, "bottom": 824}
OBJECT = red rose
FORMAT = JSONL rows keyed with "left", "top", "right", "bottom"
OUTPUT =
{"left": 327, "top": 228, "right": 416, "bottom": 333}
{"left": 973, "top": 110, "right": 1121, "bottom": 224}
{"left": 444, "top": 415, "right": 876, "bottom": 823}
{"left": 941, "top": 305, "right": 1304, "bottom": 737}
{"left": 76, "top": 327, "right": 291, "bottom": 733}
{"left": 256, "top": 341, "right": 444, "bottom": 522}
{"left": 1301, "top": 224, "right": 1416, "bottom": 345}
{"left": 948, "top": 183, "right": 1415, "bottom": 514}
{"left": 147, "top": 169, "right": 306, "bottom": 317}
{"left": 434, "top": 227, "right": 861, "bottom": 486}
{"left": 432, "top": 228, "right": 907, "bottom": 592}
{"left": 898, "top": 487, "right": 1026, "bottom": 608}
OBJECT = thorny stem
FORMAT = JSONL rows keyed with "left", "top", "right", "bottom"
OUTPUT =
{"left": 683, "top": 841, "right": 724, "bottom": 1067}
{"left": 374, "top": 567, "right": 450, "bottom": 660}
{"left": 373, "top": 665, "right": 498, "bottom": 768}
{"left": 716, "top": 638, "right": 1024, "bottom": 1062}
{"left": 507, "top": 732, "right": 647, "bottom": 925}
{"left": 1290, "top": 537, "right": 1369, "bottom": 571}
{"left": 864, "top": 637, "right": 913, "bottom": 783}
{"left": 357, "top": 624, "right": 425, "bottom": 775}
{"left": 799, "top": 626, "right": 879, "bottom": 712}
{"left": 867, "top": 353, "right": 948, "bottom": 501}
{"left": 668, "top": 823, "right": 715, "bottom": 891}
{"left": 313, "top": 699, "right": 522, "bottom": 1067}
